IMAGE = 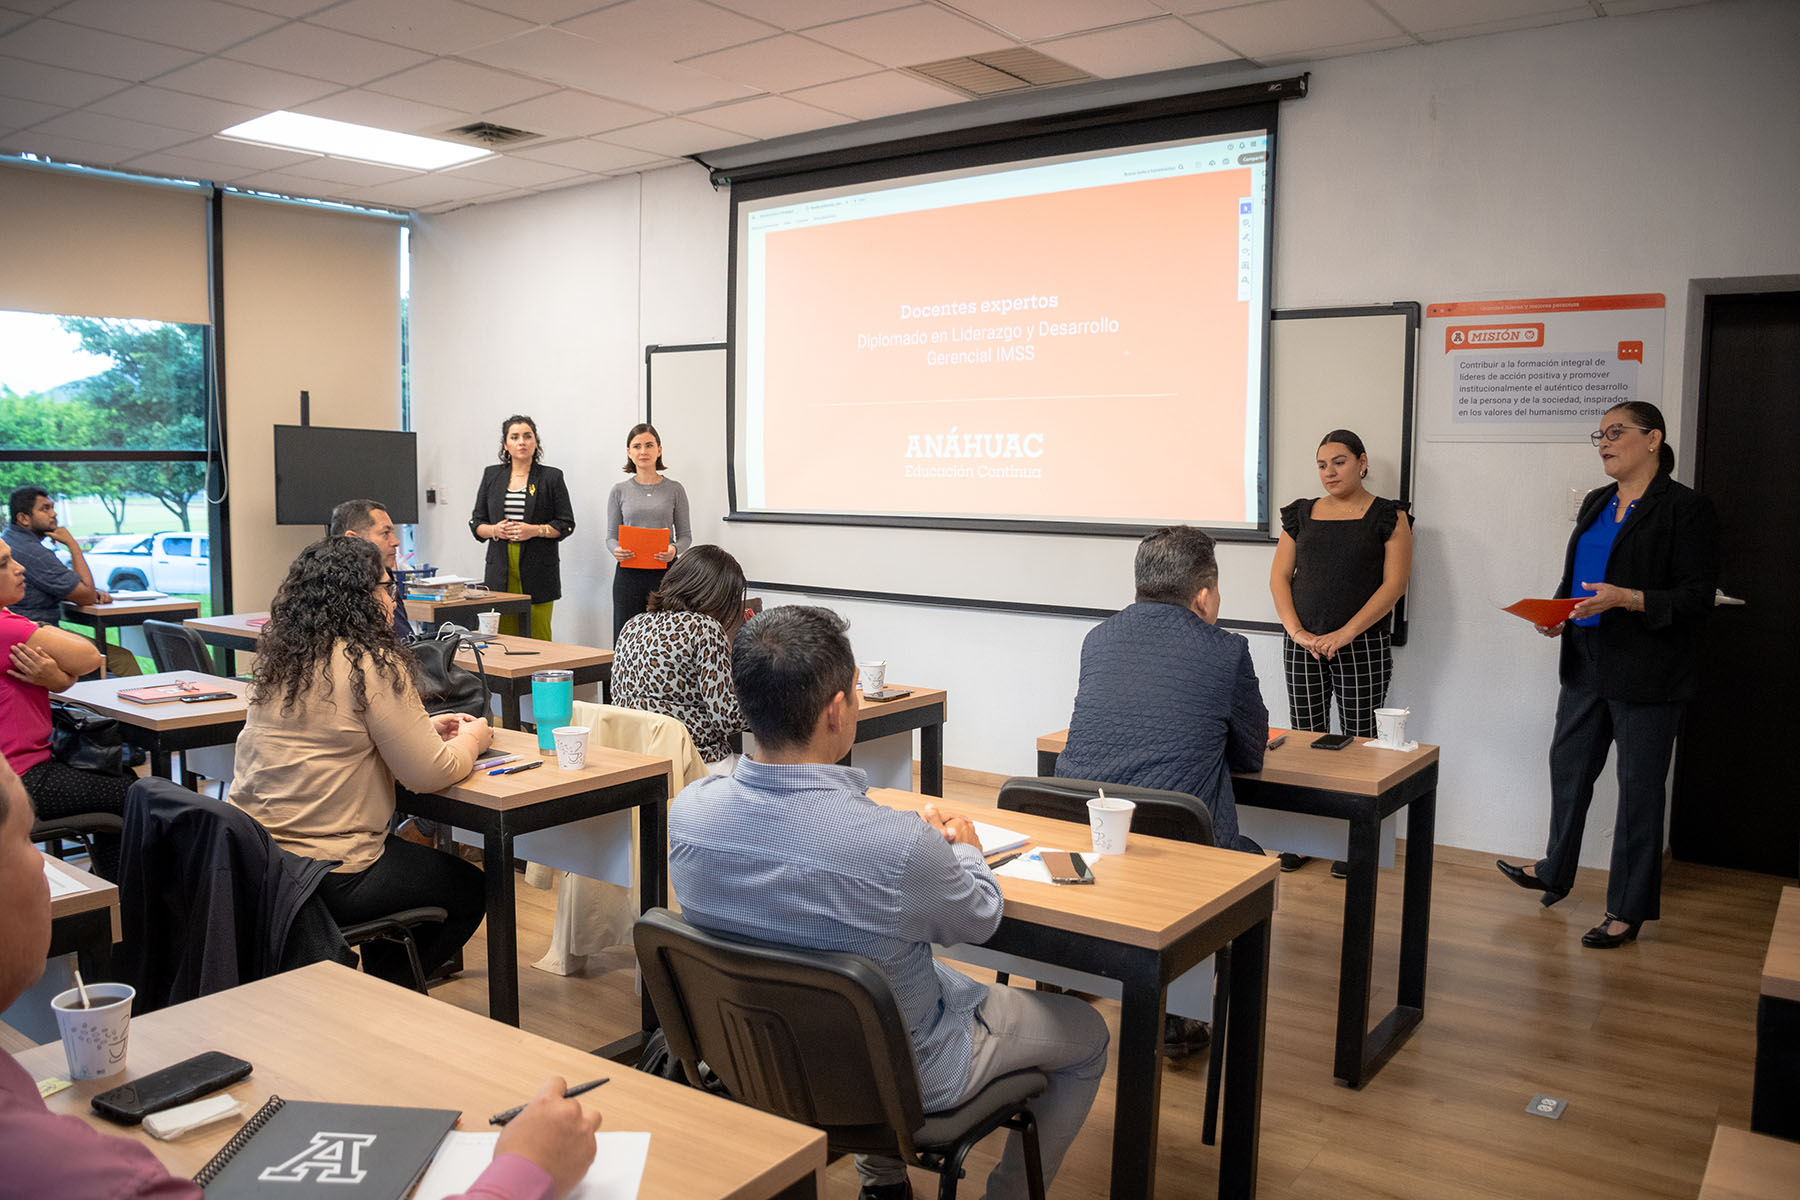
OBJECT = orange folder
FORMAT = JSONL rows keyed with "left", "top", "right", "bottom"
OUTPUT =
{"left": 618, "top": 524, "right": 671, "bottom": 569}
{"left": 1502, "top": 597, "right": 1582, "bottom": 626}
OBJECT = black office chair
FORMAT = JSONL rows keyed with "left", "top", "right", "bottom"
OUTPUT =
{"left": 142, "top": 619, "right": 213, "bottom": 673}
{"left": 31, "top": 812, "right": 123, "bottom": 868}
{"left": 996, "top": 774, "right": 1230, "bottom": 1147}
{"left": 634, "top": 907, "right": 1048, "bottom": 1200}
{"left": 338, "top": 907, "right": 450, "bottom": 995}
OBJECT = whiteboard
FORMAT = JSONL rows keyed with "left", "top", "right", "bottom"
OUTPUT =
{"left": 646, "top": 304, "right": 1416, "bottom": 631}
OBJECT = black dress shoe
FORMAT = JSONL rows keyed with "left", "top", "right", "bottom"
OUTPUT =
{"left": 1581, "top": 914, "right": 1642, "bottom": 949}
{"left": 1329, "top": 859, "right": 1349, "bottom": 880}
{"left": 1161, "top": 1015, "right": 1212, "bottom": 1061}
{"left": 1496, "top": 859, "right": 1568, "bottom": 905}
{"left": 1278, "top": 852, "right": 1311, "bottom": 872}
{"left": 859, "top": 1182, "right": 913, "bottom": 1200}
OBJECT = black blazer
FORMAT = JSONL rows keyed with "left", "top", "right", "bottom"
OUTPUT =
{"left": 468, "top": 462, "right": 576, "bottom": 603}
{"left": 1555, "top": 471, "right": 1719, "bottom": 703}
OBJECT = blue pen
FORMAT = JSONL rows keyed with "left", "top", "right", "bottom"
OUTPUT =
{"left": 489, "top": 761, "right": 544, "bottom": 776}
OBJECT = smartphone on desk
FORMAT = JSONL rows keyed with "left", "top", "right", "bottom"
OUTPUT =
{"left": 1041, "top": 850, "right": 1095, "bottom": 885}
{"left": 91, "top": 1051, "right": 251, "bottom": 1124}
{"left": 1311, "top": 732, "right": 1355, "bottom": 751}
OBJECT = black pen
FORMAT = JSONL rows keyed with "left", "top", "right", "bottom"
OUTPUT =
{"left": 490, "top": 760, "right": 544, "bottom": 776}
{"left": 490, "top": 1077, "right": 609, "bottom": 1125}
{"left": 987, "top": 852, "right": 1022, "bottom": 870}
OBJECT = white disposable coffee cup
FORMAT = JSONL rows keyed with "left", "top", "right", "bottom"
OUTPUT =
{"left": 552, "top": 725, "right": 590, "bottom": 770}
{"left": 1086, "top": 794, "right": 1137, "bottom": 856}
{"left": 51, "top": 982, "right": 135, "bottom": 1080}
{"left": 858, "top": 661, "right": 887, "bottom": 693}
{"left": 1374, "top": 707, "right": 1411, "bottom": 748}
{"left": 477, "top": 611, "right": 501, "bottom": 636}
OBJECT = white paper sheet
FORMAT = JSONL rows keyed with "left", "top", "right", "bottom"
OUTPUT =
{"left": 971, "top": 820, "right": 1028, "bottom": 857}
{"left": 414, "top": 1131, "right": 651, "bottom": 1200}
{"left": 42, "top": 860, "right": 83, "bottom": 898}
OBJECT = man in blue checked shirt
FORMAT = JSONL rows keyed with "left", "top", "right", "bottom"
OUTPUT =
{"left": 670, "top": 606, "right": 1109, "bottom": 1200}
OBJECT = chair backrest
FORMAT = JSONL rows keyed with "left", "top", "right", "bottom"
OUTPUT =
{"left": 142, "top": 619, "right": 212, "bottom": 673}
{"left": 634, "top": 907, "right": 929, "bottom": 1158}
{"left": 997, "top": 775, "right": 1216, "bottom": 847}
{"left": 570, "top": 700, "right": 708, "bottom": 798}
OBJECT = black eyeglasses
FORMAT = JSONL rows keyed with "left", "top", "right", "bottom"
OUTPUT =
{"left": 1589, "top": 424, "right": 1649, "bottom": 446}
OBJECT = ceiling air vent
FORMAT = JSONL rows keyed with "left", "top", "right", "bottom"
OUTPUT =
{"left": 903, "top": 47, "right": 1094, "bottom": 99}
{"left": 441, "top": 121, "right": 542, "bottom": 147}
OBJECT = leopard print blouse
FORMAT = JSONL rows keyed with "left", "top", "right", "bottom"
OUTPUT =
{"left": 611, "top": 610, "right": 744, "bottom": 762}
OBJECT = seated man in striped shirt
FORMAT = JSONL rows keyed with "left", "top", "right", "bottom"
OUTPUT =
{"left": 669, "top": 606, "right": 1109, "bottom": 1200}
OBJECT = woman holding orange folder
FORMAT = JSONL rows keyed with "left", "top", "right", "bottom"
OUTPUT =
{"left": 606, "top": 423, "right": 691, "bottom": 641}
{"left": 1496, "top": 401, "right": 1718, "bottom": 949}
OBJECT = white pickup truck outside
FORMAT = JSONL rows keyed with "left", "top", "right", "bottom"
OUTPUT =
{"left": 80, "top": 531, "right": 211, "bottom": 593}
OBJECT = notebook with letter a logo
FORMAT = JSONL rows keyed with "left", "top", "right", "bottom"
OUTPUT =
{"left": 194, "top": 1095, "right": 459, "bottom": 1198}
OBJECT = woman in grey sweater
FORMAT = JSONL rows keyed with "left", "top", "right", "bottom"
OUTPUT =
{"left": 606, "top": 422, "right": 691, "bottom": 641}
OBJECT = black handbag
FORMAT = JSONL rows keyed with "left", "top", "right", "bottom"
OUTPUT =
{"left": 409, "top": 631, "right": 491, "bottom": 718}
{"left": 49, "top": 700, "right": 133, "bottom": 777}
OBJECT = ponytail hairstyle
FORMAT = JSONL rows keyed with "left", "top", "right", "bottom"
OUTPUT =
{"left": 1318, "top": 429, "right": 1368, "bottom": 479}
{"left": 1607, "top": 401, "right": 1674, "bottom": 475}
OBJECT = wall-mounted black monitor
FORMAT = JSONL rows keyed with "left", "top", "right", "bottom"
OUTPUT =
{"left": 273, "top": 425, "right": 419, "bottom": 525}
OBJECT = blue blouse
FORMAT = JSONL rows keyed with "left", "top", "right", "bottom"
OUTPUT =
{"left": 1570, "top": 495, "right": 1636, "bottom": 627}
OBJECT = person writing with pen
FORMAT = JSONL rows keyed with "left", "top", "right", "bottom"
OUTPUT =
{"left": 0, "top": 754, "right": 606, "bottom": 1200}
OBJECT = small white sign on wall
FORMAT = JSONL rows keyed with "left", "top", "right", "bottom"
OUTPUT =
{"left": 1420, "top": 293, "right": 1665, "bottom": 442}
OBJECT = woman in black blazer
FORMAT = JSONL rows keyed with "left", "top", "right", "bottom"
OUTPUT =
{"left": 468, "top": 414, "right": 575, "bottom": 640}
{"left": 1497, "top": 401, "right": 1719, "bottom": 948}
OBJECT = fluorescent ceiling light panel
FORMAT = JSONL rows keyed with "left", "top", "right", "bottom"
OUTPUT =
{"left": 217, "top": 110, "right": 489, "bottom": 169}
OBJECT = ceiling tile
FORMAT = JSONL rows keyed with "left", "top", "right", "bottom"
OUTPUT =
{"left": 351, "top": 169, "right": 515, "bottom": 207}
{"left": 1041, "top": 15, "right": 1236, "bottom": 76}
{"left": 1187, "top": 0, "right": 1406, "bottom": 60}
{"left": 123, "top": 146, "right": 318, "bottom": 180}
{"left": 1372, "top": 0, "right": 1583, "bottom": 32}
{"left": 364, "top": 59, "right": 558, "bottom": 111}
{"left": 169, "top": 133, "right": 331, "bottom": 168}
{"left": 787, "top": 69, "right": 960, "bottom": 120}
{"left": 152, "top": 56, "right": 342, "bottom": 108}
{"left": 460, "top": 27, "right": 756, "bottom": 111}
{"left": 86, "top": 85, "right": 263, "bottom": 134}
{"left": 462, "top": 0, "right": 614, "bottom": 23}
{"left": 238, "top": 155, "right": 418, "bottom": 186}
{"left": 307, "top": 0, "right": 537, "bottom": 57}
{"left": 603, "top": 115, "right": 738, "bottom": 156}
{"left": 0, "top": 94, "right": 61, "bottom": 128}
{"left": 0, "top": 11, "right": 30, "bottom": 36}
{"left": 481, "top": 88, "right": 659, "bottom": 137}
{"left": 222, "top": 22, "right": 433, "bottom": 86}
{"left": 805, "top": 5, "right": 1016, "bottom": 69}
{"left": 50, "top": 0, "right": 286, "bottom": 53}
{"left": 681, "top": 33, "right": 877, "bottom": 92}
{"left": 0, "top": 0, "right": 66, "bottom": 15}
{"left": 1411, "top": 8, "right": 1592, "bottom": 42}
{"left": 707, "top": 0, "right": 909, "bottom": 29}
{"left": 6, "top": 130, "right": 145, "bottom": 167}
{"left": 0, "top": 19, "right": 201, "bottom": 80}
{"left": 31, "top": 108, "right": 196, "bottom": 151}
{"left": 295, "top": 88, "right": 468, "bottom": 133}
{"left": 438, "top": 153, "right": 584, "bottom": 186}
{"left": 691, "top": 93, "right": 844, "bottom": 139}
{"left": 559, "top": 0, "right": 778, "bottom": 60}
{"left": 0, "top": 55, "right": 131, "bottom": 107}
{"left": 1599, "top": 0, "right": 1715, "bottom": 13}
{"left": 1255, "top": 32, "right": 1413, "bottom": 63}
{"left": 221, "top": 0, "right": 340, "bottom": 15}
{"left": 512, "top": 136, "right": 664, "bottom": 171}
{"left": 940, "top": 0, "right": 1167, "bottom": 42}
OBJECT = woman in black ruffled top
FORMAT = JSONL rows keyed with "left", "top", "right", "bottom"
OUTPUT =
{"left": 1270, "top": 429, "right": 1413, "bottom": 745}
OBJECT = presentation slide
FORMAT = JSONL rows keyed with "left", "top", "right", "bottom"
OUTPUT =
{"left": 733, "top": 131, "right": 1272, "bottom": 530}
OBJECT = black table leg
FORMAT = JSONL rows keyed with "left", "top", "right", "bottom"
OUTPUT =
{"left": 920, "top": 722, "right": 944, "bottom": 797}
{"left": 638, "top": 794, "right": 669, "bottom": 1034}
{"left": 499, "top": 687, "right": 522, "bottom": 730}
{"left": 150, "top": 750, "right": 174, "bottom": 780}
{"left": 1110, "top": 955, "right": 1167, "bottom": 1200}
{"left": 1036, "top": 749, "right": 1059, "bottom": 777}
{"left": 1220, "top": 914, "right": 1269, "bottom": 1198}
{"left": 1398, "top": 787, "right": 1436, "bottom": 1014}
{"left": 1334, "top": 815, "right": 1382, "bottom": 1086}
{"left": 482, "top": 825, "right": 520, "bottom": 1026}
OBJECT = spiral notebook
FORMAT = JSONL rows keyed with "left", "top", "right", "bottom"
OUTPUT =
{"left": 193, "top": 1095, "right": 459, "bottom": 1198}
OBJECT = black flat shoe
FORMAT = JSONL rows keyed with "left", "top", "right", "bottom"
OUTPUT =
{"left": 1581, "top": 914, "right": 1642, "bottom": 949}
{"left": 1496, "top": 859, "right": 1568, "bottom": 905}
{"left": 1278, "top": 852, "right": 1311, "bottom": 872}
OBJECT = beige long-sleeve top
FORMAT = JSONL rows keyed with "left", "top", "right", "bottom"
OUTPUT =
{"left": 229, "top": 647, "right": 475, "bottom": 873}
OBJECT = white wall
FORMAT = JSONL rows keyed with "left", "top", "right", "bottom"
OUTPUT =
{"left": 408, "top": 0, "right": 1800, "bottom": 867}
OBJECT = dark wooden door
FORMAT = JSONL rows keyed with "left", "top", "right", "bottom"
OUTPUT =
{"left": 1671, "top": 290, "right": 1800, "bottom": 878}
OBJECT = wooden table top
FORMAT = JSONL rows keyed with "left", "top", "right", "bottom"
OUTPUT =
{"left": 855, "top": 685, "right": 947, "bottom": 724}
{"left": 404, "top": 590, "right": 532, "bottom": 620}
{"left": 61, "top": 597, "right": 200, "bottom": 619}
{"left": 436, "top": 727, "right": 670, "bottom": 813}
{"left": 15, "top": 961, "right": 826, "bottom": 1199}
{"left": 870, "top": 788, "right": 1278, "bottom": 951}
{"left": 58, "top": 670, "right": 247, "bottom": 731}
{"left": 1698, "top": 1125, "right": 1800, "bottom": 1199}
{"left": 1762, "top": 887, "right": 1800, "bottom": 1003}
{"left": 43, "top": 851, "right": 120, "bottom": 941}
{"left": 455, "top": 634, "right": 612, "bottom": 679}
{"left": 1037, "top": 726, "right": 1440, "bottom": 797}
{"left": 184, "top": 610, "right": 267, "bottom": 639}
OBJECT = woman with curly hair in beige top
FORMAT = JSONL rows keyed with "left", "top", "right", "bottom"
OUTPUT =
{"left": 230, "top": 537, "right": 494, "bottom": 985}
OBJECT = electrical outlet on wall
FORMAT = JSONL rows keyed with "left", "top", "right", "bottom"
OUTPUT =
{"left": 425, "top": 483, "right": 439, "bottom": 504}
{"left": 1567, "top": 488, "right": 1587, "bottom": 521}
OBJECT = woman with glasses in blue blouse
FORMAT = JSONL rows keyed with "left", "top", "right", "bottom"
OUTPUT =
{"left": 1497, "top": 401, "right": 1719, "bottom": 949}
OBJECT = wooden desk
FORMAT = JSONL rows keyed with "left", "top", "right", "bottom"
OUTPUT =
{"left": 397, "top": 727, "right": 671, "bottom": 1027}
{"left": 854, "top": 686, "right": 947, "bottom": 796}
{"left": 58, "top": 670, "right": 246, "bottom": 780}
{"left": 456, "top": 634, "right": 613, "bottom": 728}
{"left": 60, "top": 597, "right": 200, "bottom": 657}
{"left": 45, "top": 852, "right": 120, "bottom": 981}
{"left": 1038, "top": 727, "right": 1441, "bottom": 1088}
{"left": 872, "top": 788, "right": 1277, "bottom": 1200}
{"left": 1699, "top": 1125, "right": 1800, "bottom": 1199}
{"left": 14, "top": 962, "right": 826, "bottom": 1199}
{"left": 404, "top": 589, "right": 533, "bottom": 631}
{"left": 1753, "top": 887, "right": 1800, "bottom": 1139}
{"left": 183, "top": 610, "right": 264, "bottom": 673}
